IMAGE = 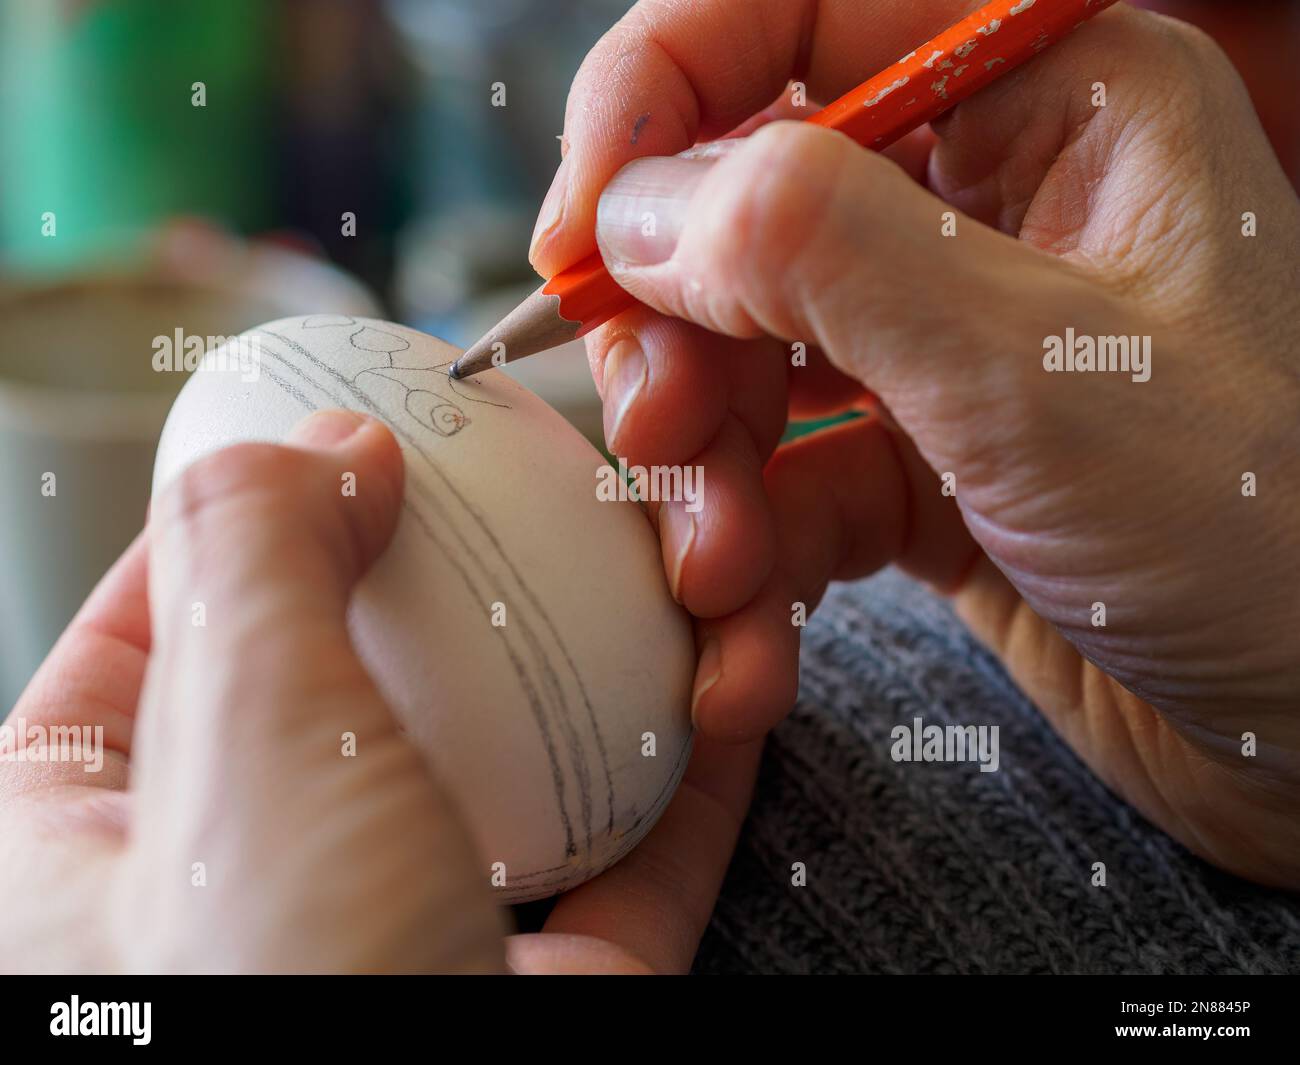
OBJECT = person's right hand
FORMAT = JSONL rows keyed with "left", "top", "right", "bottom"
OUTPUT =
{"left": 532, "top": 1, "right": 1300, "bottom": 887}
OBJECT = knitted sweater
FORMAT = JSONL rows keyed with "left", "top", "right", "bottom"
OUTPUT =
{"left": 692, "top": 569, "right": 1300, "bottom": 974}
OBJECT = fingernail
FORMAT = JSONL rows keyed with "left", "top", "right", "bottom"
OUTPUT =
{"left": 596, "top": 154, "right": 714, "bottom": 267}
{"left": 529, "top": 155, "right": 571, "bottom": 265}
{"left": 602, "top": 338, "right": 648, "bottom": 450}
{"left": 660, "top": 504, "right": 696, "bottom": 603}
{"left": 691, "top": 639, "right": 722, "bottom": 723}
{"left": 288, "top": 409, "right": 369, "bottom": 448}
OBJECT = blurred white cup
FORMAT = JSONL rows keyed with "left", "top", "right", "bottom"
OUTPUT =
{"left": 0, "top": 232, "right": 377, "bottom": 707}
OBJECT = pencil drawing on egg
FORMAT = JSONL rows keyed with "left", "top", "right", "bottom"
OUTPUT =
{"left": 153, "top": 316, "right": 696, "bottom": 902}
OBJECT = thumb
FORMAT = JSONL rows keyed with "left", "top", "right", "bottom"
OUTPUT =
{"left": 126, "top": 410, "right": 504, "bottom": 972}
{"left": 594, "top": 121, "right": 1108, "bottom": 439}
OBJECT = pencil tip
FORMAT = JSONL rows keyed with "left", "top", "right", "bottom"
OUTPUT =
{"left": 450, "top": 285, "right": 583, "bottom": 380}
{"left": 453, "top": 335, "right": 497, "bottom": 380}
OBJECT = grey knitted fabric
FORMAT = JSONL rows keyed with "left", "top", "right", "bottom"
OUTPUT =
{"left": 692, "top": 569, "right": 1300, "bottom": 975}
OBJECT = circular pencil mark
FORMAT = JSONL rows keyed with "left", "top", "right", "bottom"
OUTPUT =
{"left": 405, "top": 389, "right": 469, "bottom": 436}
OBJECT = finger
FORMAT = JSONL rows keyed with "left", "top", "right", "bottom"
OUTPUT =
{"left": 130, "top": 410, "right": 503, "bottom": 972}
{"left": 656, "top": 415, "right": 774, "bottom": 619}
{"left": 588, "top": 305, "right": 729, "bottom": 463}
{"left": 4, "top": 532, "right": 152, "bottom": 796}
{"left": 505, "top": 735, "right": 762, "bottom": 974}
{"left": 693, "top": 415, "right": 980, "bottom": 741}
{"left": 590, "top": 101, "right": 906, "bottom": 442}
{"left": 787, "top": 345, "right": 872, "bottom": 420}
{"left": 717, "top": 83, "right": 826, "bottom": 140}
{"left": 586, "top": 127, "right": 915, "bottom": 443}
{"left": 882, "top": 123, "right": 939, "bottom": 188}
{"left": 0, "top": 536, "right": 149, "bottom": 961}
{"left": 587, "top": 310, "right": 786, "bottom": 621}
{"left": 138, "top": 411, "right": 407, "bottom": 772}
{"left": 924, "top": 6, "right": 1267, "bottom": 249}
{"left": 531, "top": 0, "right": 986, "bottom": 276}
{"left": 594, "top": 119, "right": 1103, "bottom": 453}
{"left": 769, "top": 418, "right": 979, "bottom": 596}
{"left": 690, "top": 573, "right": 801, "bottom": 742}
{"left": 592, "top": 318, "right": 788, "bottom": 464}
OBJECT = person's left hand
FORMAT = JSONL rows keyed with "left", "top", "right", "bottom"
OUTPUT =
{"left": 0, "top": 410, "right": 758, "bottom": 974}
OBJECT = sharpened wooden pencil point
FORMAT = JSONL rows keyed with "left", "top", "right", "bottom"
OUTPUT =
{"left": 449, "top": 285, "right": 584, "bottom": 380}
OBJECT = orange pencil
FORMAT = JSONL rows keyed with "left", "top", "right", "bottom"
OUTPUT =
{"left": 450, "top": 0, "right": 1121, "bottom": 380}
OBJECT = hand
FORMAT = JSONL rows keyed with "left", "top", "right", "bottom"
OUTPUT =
{"left": 534, "top": 1, "right": 1300, "bottom": 886}
{"left": 0, "top": 411, "right": 758, "bottom": 973}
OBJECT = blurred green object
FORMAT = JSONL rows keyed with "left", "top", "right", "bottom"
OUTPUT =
{"left": 782, "top": 413, "right": 860, "bottom": 443}
{"left": 0, "top": 0, "right": 273, "bottom": 270}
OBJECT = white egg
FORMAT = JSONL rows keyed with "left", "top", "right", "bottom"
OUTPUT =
{"left": 152, "top": 316, "right": 694, "bottom": 902}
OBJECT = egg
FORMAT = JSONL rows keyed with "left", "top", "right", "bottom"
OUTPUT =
{"left": 152, "top": 315, "right": 695, "bottom": 902}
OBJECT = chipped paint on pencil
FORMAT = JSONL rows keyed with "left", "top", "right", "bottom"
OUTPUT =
{"left": 491, "top": 0, "right": 1125, "bottom": 366}
{"left": 864, "top": 77, "right": 910, "bottom": 107}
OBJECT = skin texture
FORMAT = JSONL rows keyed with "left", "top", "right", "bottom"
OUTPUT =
{"left": 531, "top": 1, "right": 1300, "bottom": 888}
{"left": 0, "top": 411, "right": 759, "bottom": 973}
{"left": 3, "top": 2, "right": 1297, "bottom": 975}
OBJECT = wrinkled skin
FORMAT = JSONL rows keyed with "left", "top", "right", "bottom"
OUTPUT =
{"left": 532, "top": 1, "right": 1300, "bottom": 887}
{"left": 2, "top": 0, "right": 1297, "bottom": 977}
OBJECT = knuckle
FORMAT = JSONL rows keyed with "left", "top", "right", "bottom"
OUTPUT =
{"left": 153, "top": 444, "right": 321, "bottom": 600}
{"left": 156, "top": 439, "right": 374, "bottom": 604}
{"left": 157, "top": 445, "right": 331, "bottom": 583}
{"left": 1156, "top": 12, "right": 1232, "bottom": 74}
{"left": 700, "top": 122, "right": 867, "bottom": 334}
{"left": 1125, "top": 9, "right": 1241, "bottom": 118}
{"left": 734, "top": 124, "right": 846, "bottom": 259}
{"left": 163, "top": 443, "right": 314, "bottom": 532}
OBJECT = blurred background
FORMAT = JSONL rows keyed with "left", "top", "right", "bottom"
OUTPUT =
{"left": 1, "top": 0, "right": 1297, "bottom": 706}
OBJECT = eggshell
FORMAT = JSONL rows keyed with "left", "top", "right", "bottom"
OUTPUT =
{"left": 152, "top": 316, "right": 694, "bottom": 902}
